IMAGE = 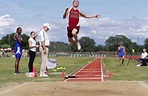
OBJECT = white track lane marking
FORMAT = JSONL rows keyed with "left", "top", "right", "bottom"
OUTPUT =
{"left": 64, "top": 58, "right": 103, "bottom": 82}
{"left": 100, "top": 59, "right": 104, "bottom": 81}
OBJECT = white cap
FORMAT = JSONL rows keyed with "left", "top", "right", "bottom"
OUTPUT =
{"left": 43, "top": 23, "right": 51, "bottom": 29}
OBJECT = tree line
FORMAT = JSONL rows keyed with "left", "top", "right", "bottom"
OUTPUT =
{"left": 0, "top": 33, "right": 147, "bottom": 52}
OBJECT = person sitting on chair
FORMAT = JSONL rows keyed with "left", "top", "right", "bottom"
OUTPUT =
{"left": 137, "top": 48, "right": 148, "bottom": 66}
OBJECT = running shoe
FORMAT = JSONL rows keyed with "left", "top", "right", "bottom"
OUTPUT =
{"left": 14, "top": 71, "right": 21, "bottom": 75}
{"left": 40, "top": 73, "right": 48, "bottom": 77}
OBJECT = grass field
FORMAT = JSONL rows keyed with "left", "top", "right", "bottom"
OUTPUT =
{"left": 0, "top": 56, "right": 148, "bottom": 89}
{"left": 103, "top": 57, "right": 148, "bottom": 81}
{"left": 0, "top": 56, "right": 95, "bottom": 88}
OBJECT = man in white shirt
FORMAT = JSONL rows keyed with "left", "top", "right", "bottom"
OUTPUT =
{"left": 38, "top": 23, "right": 51, "bottom": 77}
{"left": 137, "top": 48, "right": 148, "bottom": 66}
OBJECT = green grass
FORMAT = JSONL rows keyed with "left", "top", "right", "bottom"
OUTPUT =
{"left": 0, "top": 57, "right": 95, "bottom": 88}
{"left": 103, "top": 57, "right": 148, "bottom": 81}
{"left": 0, "top": 56, "right": 148, "bottom": 88}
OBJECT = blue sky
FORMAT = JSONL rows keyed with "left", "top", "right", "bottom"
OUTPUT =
{"left": 0, "top": 0, "right": 148, "bottom": 45}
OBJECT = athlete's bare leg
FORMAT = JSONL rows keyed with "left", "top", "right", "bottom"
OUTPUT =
{"left": 15, "top": 58, "right": 20, "bottom": 73}
{"left": 68, "top": 37, "right": 75, "bottom": 47}
{"left": 119, "top": 57, "right": 124, "bottom": 66}
{"left": 72, "top": 28, "right": 78, "bottom": 44}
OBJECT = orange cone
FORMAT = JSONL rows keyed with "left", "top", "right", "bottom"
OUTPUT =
{"left": 61, "top": 72, "right": 65, "bottom": 77}
{"left": 33, "top": 68, "right": 37, "bottom": 77}
{"left": 109, "top": 72, "right": 113, "bottom": 77}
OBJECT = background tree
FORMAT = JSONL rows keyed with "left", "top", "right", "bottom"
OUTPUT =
{"left": 105, "top": 35, "right": 133, "bottom": 52}
{"left": 0, "top": 33, "right": 145, "bottom": 52}
{"left": 144, "top": 38, "right": 148, "bottom": 50}
{"left": 21, "top": 34, "right": 29, "bottom": 49}
{"left": 95, "top": 44, "right": 105, "bottom": 52}
{"left": 0, "top": 33, "right": 15, "bottom": 49}
{"left": 132, "top": 42, "right": 143, "bottom": 52}
{"left": 79, "top": 36, "right": 96, "bottom": 52}
{"left": 0, "top": 33, "right": 29, "bottom": 49}
{"left": 49, "top": 42, "right": 71, "bottom": 52}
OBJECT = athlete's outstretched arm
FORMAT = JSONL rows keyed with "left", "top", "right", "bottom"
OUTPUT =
{"left": 80, "top": 12, "right": 100, "bottom": 18}
{"left": 63, "top": 8, "right": 69, "bottom": 19}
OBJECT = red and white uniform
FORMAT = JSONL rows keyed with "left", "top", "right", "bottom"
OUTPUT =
{"left": 68, "top": 7, "right": 80, "bottom": 29}
{"left": 67, "top": 7, "right": 81, "bottom": 37}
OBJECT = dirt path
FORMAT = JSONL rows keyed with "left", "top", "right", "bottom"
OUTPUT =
{"left": 0, "top": 81, "right": 148, "bottom": 96}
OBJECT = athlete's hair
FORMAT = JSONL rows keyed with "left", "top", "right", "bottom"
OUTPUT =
{"left": 16, "top": 27, "right": 22, "bottom": 32}
{"left": 30, "top": 31, "right": 35, "bottom": 35}
{"left": 119, "top": 41, "right": 123, "bottom": 46}
{"left": 73, "top": 0, "right": 79, "bottom": 4}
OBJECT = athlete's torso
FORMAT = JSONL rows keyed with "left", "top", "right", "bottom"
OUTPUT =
{"left": 68, "top": 7, "right": 80, "bottom": 27}
{"left": 119, "top": 46, "right": 124, "bottom": 54}
{"left": 14, "top": 33, "right": 22, "bottom": 48}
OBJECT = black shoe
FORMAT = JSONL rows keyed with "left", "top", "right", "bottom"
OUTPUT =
{"left": 14, "top": 71, "right": 21, "bottom": 75}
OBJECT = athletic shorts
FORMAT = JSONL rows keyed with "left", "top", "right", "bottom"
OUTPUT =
{"left": 67, "top": 26, "right": 80, "bottom": 37}
{"left": 118, "top": 53, "right": 124, "bottom": 58}
{"left": 14, "top": 46, "right": 22, "bottom": 59}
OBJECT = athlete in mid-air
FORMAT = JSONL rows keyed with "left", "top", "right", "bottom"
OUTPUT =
{"left": 63, "top": 0, "right": 100, "bottom": 51}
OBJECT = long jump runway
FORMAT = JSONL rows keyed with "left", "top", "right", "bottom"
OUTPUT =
{"left": 64, "top": 58, "right": 104, "bottom": 82}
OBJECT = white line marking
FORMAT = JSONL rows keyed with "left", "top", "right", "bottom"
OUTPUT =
{"left": 64, "top": 60, "right": 95, "bottom": 82}
{"left": 100, "top": 60, "right": 104, "bottom": 81}
{"left": 67, "top": 78, "right": 101, "bottom": 80}
{"left": 78, "top": 71, "right": 101, "bottom": 72}
{"left": 64, "top": 58, "right": 103, "bottom": 82}
{"left": 75, "top": 75, "right": 101, "bottom": 76}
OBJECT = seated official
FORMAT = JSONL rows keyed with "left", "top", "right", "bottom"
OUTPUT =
{"left": 137, "top": 48, "right": 148, "bottom": 66}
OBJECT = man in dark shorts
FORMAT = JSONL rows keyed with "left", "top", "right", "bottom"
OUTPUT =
{"left": 63, "top": 0, "right": 99, "bottom": 51}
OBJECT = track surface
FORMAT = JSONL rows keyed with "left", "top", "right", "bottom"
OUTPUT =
{"left": 64, "top": 58, "right": 104, "bottom": 82}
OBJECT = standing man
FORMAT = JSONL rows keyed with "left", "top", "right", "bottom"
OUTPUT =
{"left": 63, "top": 0, "right": 99, "bottom": 51}
{"left": 38, "top": 23, "right": 51, "bottom": 77}
{"left": 118, "top": 42, "right": 126, "bottom": 66}
{"left": 14, "top": 27, "right": 23, "bottom": 74}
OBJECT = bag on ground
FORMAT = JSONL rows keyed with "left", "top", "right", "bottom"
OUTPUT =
{"left": 46, "top": 59, "right": 58, "bottom": 69}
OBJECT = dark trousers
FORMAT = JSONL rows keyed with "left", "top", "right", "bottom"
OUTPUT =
{"left": 28, "top": 50, "right": 36, "bottom": 72}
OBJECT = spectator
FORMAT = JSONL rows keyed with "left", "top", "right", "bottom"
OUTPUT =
{"left": 137, "top": 48, "right": 148, "bottom": 66}
{"left": 28, "top": 31, "right": 39, "bottom": 72}
{"left": 1, "top": 49, "right": 5, "bottom": 57}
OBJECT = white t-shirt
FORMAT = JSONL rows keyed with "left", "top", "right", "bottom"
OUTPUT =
{"left": 141, "top": 52, "right": 148, "bottom": 58}
{"left": 28, "top": 37, "right": 36, "bottom": 52}
{"left": 38, "top": 29, "right": 50, "bottom": 46}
